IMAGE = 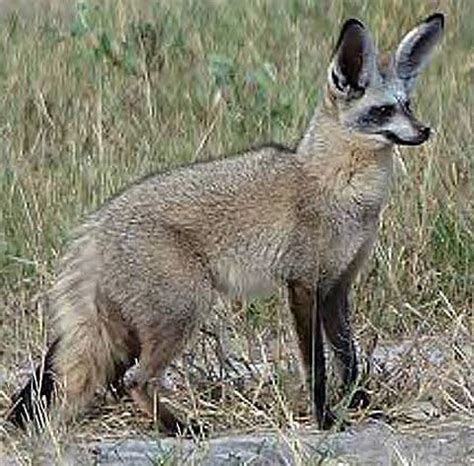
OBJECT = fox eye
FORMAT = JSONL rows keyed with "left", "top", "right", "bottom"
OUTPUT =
{"left": 364, "top": 104, "right": 396, "bottom": 124}
{"left": 378, "top": 105, "right": 396, "bottom": 117}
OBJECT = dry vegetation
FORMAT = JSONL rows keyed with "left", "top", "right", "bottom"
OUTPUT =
{"left": 0, "top": 0, "right": 472, "bottom": 463}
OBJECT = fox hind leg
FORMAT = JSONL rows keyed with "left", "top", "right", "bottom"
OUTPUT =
{"left": 127, "top": 265, "right": 212, "bottom": 435}
{"left": 130, "top": 327, "right": 190, "bottom": 434}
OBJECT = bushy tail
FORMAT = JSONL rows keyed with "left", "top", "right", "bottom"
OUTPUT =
{"left": 7, "top": 338, "right": 59, "bottom": 429}
{"left": 8, "top": 309, "right": 130, "bottom": 430}
{"left": 8, "top": 234, "right": 133, "bottom": 430}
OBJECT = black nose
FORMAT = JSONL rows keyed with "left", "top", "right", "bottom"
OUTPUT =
{"left": 420, "top": 126, "right": 431, "bottom": 139}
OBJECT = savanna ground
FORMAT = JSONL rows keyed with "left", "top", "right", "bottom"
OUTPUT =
{"left": 0, "top": 0, "right": 472, "bottom": 464}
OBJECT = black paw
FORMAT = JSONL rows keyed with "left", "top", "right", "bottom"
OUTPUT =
{"left": 348, "top": 388, "right": 370, "bottom": 410}
{"left": 317, "top": 407, "right": 346, "bottom": 431}
{"left": 108, "top": 380, "right": 127, "bottom": 400}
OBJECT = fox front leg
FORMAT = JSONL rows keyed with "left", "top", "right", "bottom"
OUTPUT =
{"left": 287, "top": 280, "right": 334, "bottom": 429}
{"left": 319, "top": 280, "right": 370, "bottom": 410}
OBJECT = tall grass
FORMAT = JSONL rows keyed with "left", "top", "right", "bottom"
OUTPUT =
{"left": 0, "top": 0, "right": 472, "bottom": 459}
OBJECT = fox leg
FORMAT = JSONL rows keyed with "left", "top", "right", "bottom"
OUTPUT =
{"left": 126, "top": 260, "right": 211, "bottom": 435}
{"left": 129, "top": 306, "right": 201, "bottom": 435}
{"left": 319, "top": 281, "right": 369, "bottom": 410}
{"left": 287, "top": 280, "right": 332, "bottom": 429}
{"left": 129, "top": 341, "right": 186, "bottom": 434}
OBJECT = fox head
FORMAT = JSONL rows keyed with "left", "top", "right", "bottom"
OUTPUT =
{"left": 325, "top": 13, "right": 444, "bottom": 149}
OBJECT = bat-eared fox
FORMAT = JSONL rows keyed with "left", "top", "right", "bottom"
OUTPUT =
{"left": 7, "top": 13, "right": 444, "bottom": 434}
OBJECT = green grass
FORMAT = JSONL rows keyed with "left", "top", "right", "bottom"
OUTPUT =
{"left": 0, "top": 0, "right": 472, "bottom": 461}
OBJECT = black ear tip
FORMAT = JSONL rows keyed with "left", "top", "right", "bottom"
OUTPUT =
{"left": 342, "top": 18, "right": 366, "bottom": 32}
{"left": 425, "top": 13, "right": 444, "bottom": 29}
{"left": 336, "top": 18, "right": 366, "bottom": 49}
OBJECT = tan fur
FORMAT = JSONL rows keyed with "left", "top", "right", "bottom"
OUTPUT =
{"left": 46, "top": 89, "right": 393, "bottom": 420}
{"left": 48, "top": 230, "right": 138, "bottom": 418}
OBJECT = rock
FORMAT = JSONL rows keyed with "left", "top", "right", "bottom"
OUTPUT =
{"left": 63, "top": 419, "right": 473, "bottom": 466}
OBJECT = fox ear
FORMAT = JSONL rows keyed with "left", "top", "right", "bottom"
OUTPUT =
{"left": 395, "top": 13, "right": 444, "bottom": 93}
{"left": 328, "top": 18, "right": 376, "bottom": 100}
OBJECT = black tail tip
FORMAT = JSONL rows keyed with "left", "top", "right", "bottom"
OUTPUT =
{"left": 6, "top": 339, "right": 59, "bottom": 430}
{"left": 6, "top": 395, "right": 29, "bottom": 430}
{"left": 6, "top": 376, "right": 53, "bottom": 431}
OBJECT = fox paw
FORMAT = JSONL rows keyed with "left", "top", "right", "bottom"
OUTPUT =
{"left": 317, "top": 408, "right": 341, "bottom": 430}
{"left": 348, "top": 388, "right": 370, "bottom": 410}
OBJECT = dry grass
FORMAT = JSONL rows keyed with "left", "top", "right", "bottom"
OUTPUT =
{"left": 0, "top": 0, "right": 472, "bottom": 463}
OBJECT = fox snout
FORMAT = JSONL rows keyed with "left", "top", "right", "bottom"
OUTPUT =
{"left": 418, "top": 125, "right": 431, "bottom": 141}
{"left": 383, "top": 122, "right": 431, "bottom": 146}
{"left": 410, "top": 123, "right": 431, "bottom": 145}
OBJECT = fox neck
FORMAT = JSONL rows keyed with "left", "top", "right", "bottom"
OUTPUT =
{"left": 297, "top": 101, "right": 395, "bottom": 207}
